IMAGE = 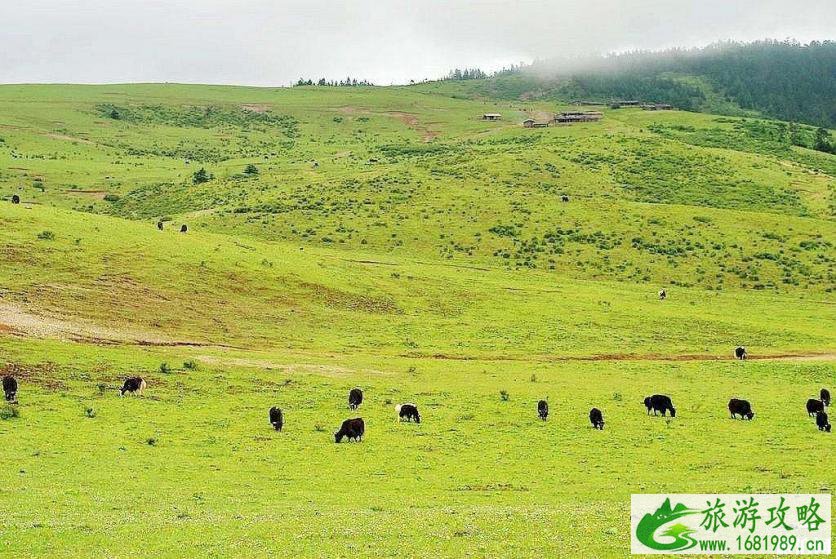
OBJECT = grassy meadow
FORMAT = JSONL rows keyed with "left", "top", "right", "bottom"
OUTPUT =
{"left": 0, "top": 82, "right": 834, "bottom": 557}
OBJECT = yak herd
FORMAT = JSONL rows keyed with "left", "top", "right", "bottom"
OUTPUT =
{"left": 2, "top": 367, "right": 831, "bottom": 439}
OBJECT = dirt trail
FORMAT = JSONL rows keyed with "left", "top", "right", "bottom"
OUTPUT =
{"left": 336, "top": 107, "right": 439, "bottom": 141}
{"left": 408, "top": 352, "right": 836, "bottom": 363}
{"left": 0, "top": 301, "right": 223, "bottom": 348}
{"left": 2, "top": 302, "right": 833, "bottom": 363}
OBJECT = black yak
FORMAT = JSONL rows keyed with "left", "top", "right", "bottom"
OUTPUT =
{"left": 561, "top": 195, "right": 569, "bottom": 202}
{"left": 335, "top": 418, "right": 364, "bottom": 443}
{"left": 806, "top": 399, "right": 824, "bottom": 417}
{"left": 348, "top": 388, "right": 363, "bottom": 410}
{"left": 728, "top": 398, "right": 755, "bottom": 420}
{"left": 734, "top": 346, "right": 747, "bottom": 360}
{"left": 157, "top": 221, "right": 164, "bottom": 231}
{"left": 821, "top": 388, "right": 831, "bottom": 407}
{"left": 644, "top": 394, "right": 676, "bottom": 417}
{"left": 269, "top": 407, "right": 283, "bottom": 431}
{"left": 589, "top": 407, "right": 604, "bottom": 429}
{"left": 11, "top": 194, "right": 20, "bottom": 204}
{"left": 396, "top": 403, "right": 420, "bottom": 423}
{"left": 119, "top": 377, "right": 146, "bottom": 396}
{"left": 816, "top": 411, "right": 831, "bottom": 432}
{"left": 2, "top": 376, "right": 18, "bottom": 402}
{"left": 537, "top": 400, "right": 549, "bottom": 421}
{"left": 180, "top": 224, "right": 188, "bottom": 233}
{"left": 658, "top": 289, "right": 666, "bottom": 301}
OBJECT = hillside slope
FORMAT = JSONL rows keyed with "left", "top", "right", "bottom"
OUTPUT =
{"left": 0, "top": 83, "right": 834, "bottom": 558}
{"left": 1, "top": 84, "right": 833, "bottom": 295}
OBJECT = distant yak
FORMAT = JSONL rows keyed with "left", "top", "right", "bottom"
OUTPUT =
{"left": 815, "top": 411, "right": 831, "bottom": 432}
{"left": 561, "top": 195, "right": 569, "bottom": 202}
{"left": 537, "top": 400, "right": 549, "bottom": 421}
{"left": 589, "top": 407, "right": 604, "bottom": 430}
{"left": 157, "top": 221, "right": 164, "bottom": 231}
{"left": 821, "top": 388, "right": 831, "bottom": 407}
{"left": 2, "top": 376, "right": 18, "bottom": 402}
{"left": 734, "top": 346, "right": 747, "bottom": 360}
{"left": 806, "top": 398, "right": 824, "bottom": 417}
{"left": 728, "top": 398, "right": 755, "bottom": 420}
{"left": 658, "top": 289, "right": 666, "bottom": 301}
{"left": 396, "top": 403, "right": 420, "bottom": 423}
{"left": 269, "top": 407, "right": 283, "bottom": 431}
{"left": 120, "top": 377, "right": 146, "bottom": 396}
{"left": 335, "top": 417, "right": 364, "bottom": 443}
{"left": 11, "top": 194, "right": 20, "bottom": 204}
{"left": 348, "top": 388, "right": 363, "bottom": 410}
{"left": 180, "top": 224, "right": 188, "bottom": 233}
{"left": 644, "top": 394, "right": 676, "bottom": 417}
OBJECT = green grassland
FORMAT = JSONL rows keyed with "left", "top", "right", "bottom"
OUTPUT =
{"left": 0, "top": 83, "right": 834, "bottom": 557}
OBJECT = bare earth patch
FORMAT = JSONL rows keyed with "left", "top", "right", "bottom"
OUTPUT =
{"left": 0, "top": 301, "right": 218, "bottom": 347}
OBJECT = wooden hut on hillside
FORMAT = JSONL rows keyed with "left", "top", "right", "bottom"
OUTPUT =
{"left": 554, "top": 111, "right": 603, "bottom": 124}
{"left": 523, "top": 119, "right": 549, "bottom": 128}
{"left": 482, "top": 113, "right": 502, "bottom": 120}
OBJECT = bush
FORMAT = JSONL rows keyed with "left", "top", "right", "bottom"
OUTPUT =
{"left": 183, "top": 360, "right": 198, "bottom": 371}
{"left": 314, "top": 424, "right": 325, "bottom": 432}
{"left": 192, "top": 168, "right": 211, "bottom": 184}
{"left": 0, "top": 405, "right": 19, "bottom": 420}
{"left": 103, "top": 193, "right": 120, "bottom": 202}
{"left": 37, "top": 230, "right": 55, "bottom": 240}
{"left": 500, "top": 390, "right": 510, "bottom": 401}
{"left": 243, "top": 164, "right": 259, "bottom": 175}
{"left": 85, "top": 407, "right": 96, "bottom": 418}
{"left": 530, "top": 374, "right": 537, "bottom": 383}
{"left": 147, "top": 437, "right": 157, "bottom": 446}
{"left": 159, "top": 362, "right": 172, "bottom": 374}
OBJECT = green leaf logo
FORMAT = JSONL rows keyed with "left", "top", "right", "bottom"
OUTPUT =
{"left": 636, "top": 498, "right": 700, "bottom": 551}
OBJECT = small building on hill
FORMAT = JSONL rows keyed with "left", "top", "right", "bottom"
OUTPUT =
{"left": 482, "top": 113, "right": 502, "bottom": 120}
{"left": 641, "top": 103, "right": 674, "bottom": 111}
{"left": 554, "top": 111, "right": 603, "bottom": 124}
{"left": 523, "top": 119, "right": 549, "bottom": 128}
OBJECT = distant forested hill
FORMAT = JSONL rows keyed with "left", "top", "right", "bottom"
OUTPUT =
{"left": 426, "top": 40, "right": 836, "bottom": 128}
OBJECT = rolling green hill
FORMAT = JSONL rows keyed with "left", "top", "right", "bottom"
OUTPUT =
{"left": 0, "top": 82, "right": 834, "bottom": 557}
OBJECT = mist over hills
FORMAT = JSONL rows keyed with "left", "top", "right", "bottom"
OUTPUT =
{"left": 428, "top": 40, "right": 836, "bottom": 129}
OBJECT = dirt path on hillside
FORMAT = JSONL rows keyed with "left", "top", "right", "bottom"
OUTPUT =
{"left": 411, "top": 352, "right": 836, "bottom": 363}
{"left": 2, "top": 302, "right": 833, "bottom": 363}
{"left": 0, "top": 301, "right": 224, "bottom": 348}
{"left": 336, "top": 107, "right": 439, "bottom": 142}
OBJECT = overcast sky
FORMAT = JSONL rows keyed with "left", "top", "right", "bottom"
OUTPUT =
{"left": 1, "top": 0, "right": 834, "bottom": 85}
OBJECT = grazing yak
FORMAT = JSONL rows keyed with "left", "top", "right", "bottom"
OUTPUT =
{"left": 734, "top": 346, "right": 747, "bottom": 360}
{"left": 269, "top": 407, "right": 283, "bottom": 431}
{"left": 335, "top": 418, "right": 364, "bottom": 443}
{"left": 180, "top": 224, "right": 188, "bottom": 233}
{"left": 658, "top": 289, "right": 666, "bottom": 301}
{"left": 644, "top": 394, "right": 676, "bottom": 417}
{"left": 806, "top": 398, "right": 824, "bottom": 417}
{"left": 11, "top": 194, "right": 20, "bottom": 204}
{"left": 561, "top": 195, "right": 569, "bottom": 202}
{"left": 816, "top": 411, "right": 831, "bottom": 432}
{"left": 3, "top": 376, "right": 18, "bottom": 402}
{"left": 537, "top": 400, "right": 549, "bottom": 421}
{"left": 157, "top": 221, "right": 164, "bottom": 231}
{"left": 119, "top": 377, "right": 146, "bottom": 396}
{"left": 589, "top": 407, "right": 605, "bottom": 430}
{"left": 396, "top": 403, "right": 420, "bottom": 423}
{"left": 728, "top": 398, "right": 755, "bottom": 420}
{"left": 348, "top": 388, "right": 363, "bottom": 410}
{"left": 821, "top": 388, "right": 831, "bottom": 407}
